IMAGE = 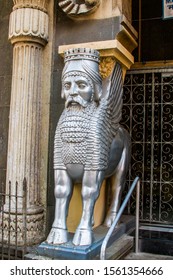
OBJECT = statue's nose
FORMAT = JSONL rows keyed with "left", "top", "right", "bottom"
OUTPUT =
{"left": 70, "top": 83, "right": 78, "bottom": 96}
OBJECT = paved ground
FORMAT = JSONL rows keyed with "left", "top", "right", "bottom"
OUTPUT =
{"left": 124, "top": 252, "right": 173, "bottom": 260}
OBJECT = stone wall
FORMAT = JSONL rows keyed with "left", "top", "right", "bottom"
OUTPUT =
{"left": 0, "top": 1, "right": 13, "bottom": 190}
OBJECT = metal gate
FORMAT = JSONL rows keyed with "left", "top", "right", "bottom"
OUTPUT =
{"left": 0, "top": 180, "right": 28, "bottom": 259}
{"left": 122, "top": 68, "right": 173, "bottom": 225}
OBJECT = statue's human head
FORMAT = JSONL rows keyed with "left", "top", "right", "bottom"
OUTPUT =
{"left": 61, "top": 48, "right": 102, "bottom": 108}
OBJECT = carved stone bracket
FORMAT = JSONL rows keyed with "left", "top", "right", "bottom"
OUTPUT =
{"left": 58, "top": 0, "right": 100, "bottom": 18}
{"left": 59, "top": 39, "right": 134, "bottom": 79}
{"left": 58, "top": 16, "right": 137, "bottom": 79}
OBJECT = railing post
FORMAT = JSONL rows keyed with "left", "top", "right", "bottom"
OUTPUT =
{"left": 100, "top": 176, "right": 139, "bottom": 260}
{"left": 135, "top": 179, "right": 140, "bottom": 254}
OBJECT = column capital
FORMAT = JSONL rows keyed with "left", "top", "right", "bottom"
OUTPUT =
{"left": 12, "top": 0, "right": 49, "bottom": 12}
{"left": 9, "top": 7, "right": 49, "bottom": 46}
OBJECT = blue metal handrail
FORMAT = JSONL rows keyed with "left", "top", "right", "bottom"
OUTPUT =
{"left": 100, "top": 176, "right": 140, "bottom": 260}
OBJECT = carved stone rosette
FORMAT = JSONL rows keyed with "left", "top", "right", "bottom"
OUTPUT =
{"left": 58, "top": 0, "right": 100, "bottom": 18}
{"left": 1, "top": 0, "right": 49, "bottom": 246}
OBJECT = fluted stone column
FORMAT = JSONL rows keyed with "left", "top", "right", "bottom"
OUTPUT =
{"left": 1, "top": 0, "right": 49, "bottom": 245}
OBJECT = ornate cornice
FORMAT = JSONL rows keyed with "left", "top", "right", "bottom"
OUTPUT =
{"left": 58, "top": 0, "right": 100, "bottom": 18}
{"left": 13, "top": 0, "right": 49, "bottom": 12}
{"left": 9, "top": 7, "right": 49, "bottom": 45}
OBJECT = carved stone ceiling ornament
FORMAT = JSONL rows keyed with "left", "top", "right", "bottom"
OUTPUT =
{"left": 58, "top": 0, "right": 100, "bottom": 17}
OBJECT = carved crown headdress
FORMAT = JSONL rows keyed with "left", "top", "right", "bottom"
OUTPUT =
{"left": 64, "top": 48, "right": 100, "bottom": 63}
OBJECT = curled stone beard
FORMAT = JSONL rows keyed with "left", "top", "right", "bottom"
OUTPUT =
{"left": 55, "top": 101, "right": 98, "bottom": 167}
{"left": 59, "top": 101, "right": 97, "bottom": 144}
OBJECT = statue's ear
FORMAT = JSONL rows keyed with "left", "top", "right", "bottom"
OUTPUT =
{"left": 61, "top": 89, "right": 65, "bottom": 99}
{"left": 94, "top": 84, "right": 102, "bottom": 101}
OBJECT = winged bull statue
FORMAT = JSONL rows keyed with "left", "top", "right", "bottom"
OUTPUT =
{"left": 46, "top": 48, "right": 131, "bottom": 246}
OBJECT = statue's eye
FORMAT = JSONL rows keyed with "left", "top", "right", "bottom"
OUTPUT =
{"left": 64, "top": 83, "right": 71, "bottom": 90}
{"left": 78, "top": 83, "right": 86, "bottom": 89}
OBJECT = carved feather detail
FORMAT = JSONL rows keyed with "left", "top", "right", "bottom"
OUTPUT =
{"left": 85, "top": 63, "right": 123, "bottom": 170}
{"left": 103, "top": 62, "right": 123, "bottom": 137}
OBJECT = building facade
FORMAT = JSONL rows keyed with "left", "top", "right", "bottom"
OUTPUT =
{"left": 0, "top": 0, "right": 173, "bottom": 257}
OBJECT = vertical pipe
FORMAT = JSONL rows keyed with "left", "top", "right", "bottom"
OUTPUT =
{"left": 138, "top": 0, "right": 142, "bottom": 62}
{"left": 142, "top": 72, "right": 146, "bottom": 220}
{"left": 159, "top": 73, "right": 163, "bottom": 222}
{"left": 135, "top": 179, "right": 140, "bottom": 253}
{"left": 150, "top": 73, "right": 155, "bottom": 222}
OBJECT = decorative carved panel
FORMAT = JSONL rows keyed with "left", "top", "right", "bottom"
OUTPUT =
{"left": 58, "top": 0, "right": 100, "bottom": 17}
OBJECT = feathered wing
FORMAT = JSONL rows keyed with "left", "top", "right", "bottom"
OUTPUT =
{"left": 85, "top": 63, "right": 124, "bottom": 171}
{"left": 104, "top": 62, "right": 123, "bottom": 137}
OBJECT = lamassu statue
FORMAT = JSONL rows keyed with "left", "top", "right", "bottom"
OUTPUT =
{"left": 47, "top": 48, "right": 131, "bottom": 246}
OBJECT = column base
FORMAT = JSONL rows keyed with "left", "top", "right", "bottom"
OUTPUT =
{"left": 0, "top": 210, "right": 45, "bottom": 246}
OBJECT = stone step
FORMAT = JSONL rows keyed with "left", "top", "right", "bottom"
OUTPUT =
{"left": 95, "top": 234, "right": 134, "bottom": 260}
{"left": 105, "top": 234, "right": 134, "bottom": 260}
{"left": 135, "top": 225, "right": 173, "bottom": 257}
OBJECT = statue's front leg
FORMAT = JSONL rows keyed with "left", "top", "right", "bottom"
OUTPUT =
{"left": 46, "top": 169, "right": 73, "bottom": 244}
{"left": 73, "top": 170, "right": 104, "bottom": 246}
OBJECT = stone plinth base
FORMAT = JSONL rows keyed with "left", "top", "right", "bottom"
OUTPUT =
{"left": 25, "top": 215, "right": 135, "bottom": 260}
{"left": 0, "top": 210, "right": 45, "bottom": 246}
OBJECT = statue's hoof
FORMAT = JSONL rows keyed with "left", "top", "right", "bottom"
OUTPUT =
{"left": 73, "top": 228, "right": 93, "bottom": 246}
{"left": 46, "top": 227, "right": 68, "bottom": 245}
{"left": 104, "top": 212, "right": 119, "bottom": 228}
